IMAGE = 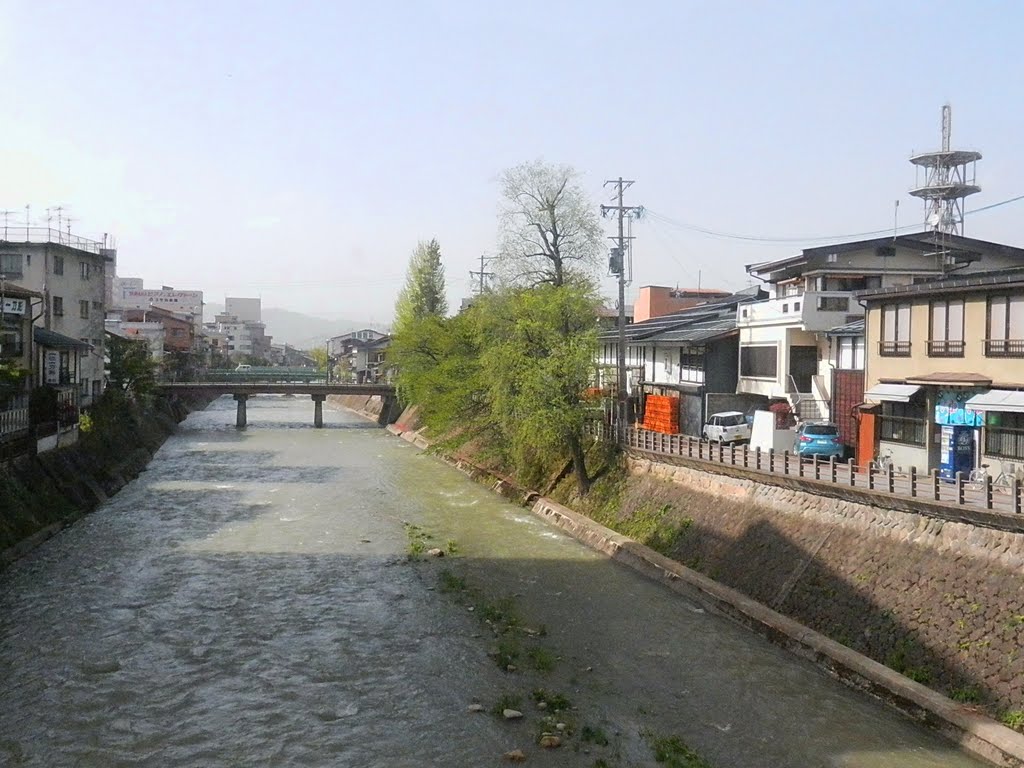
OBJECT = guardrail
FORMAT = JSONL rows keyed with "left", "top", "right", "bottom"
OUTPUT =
{"left": 586, "top": 422, "right": 1023, "bottom": 516}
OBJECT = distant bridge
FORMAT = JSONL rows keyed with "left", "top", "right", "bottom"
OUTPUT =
{"left": 156, "top": 381, "right": 397, "bottom": 428}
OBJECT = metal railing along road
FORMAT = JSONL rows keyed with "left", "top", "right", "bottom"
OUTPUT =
{"left": 0, "top": 406, "right": 29, "bottom": 437}
{"left": 587, "top": 422, "right": 1024, "bottom": 517}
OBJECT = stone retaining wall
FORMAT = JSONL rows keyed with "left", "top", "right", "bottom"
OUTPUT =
{"left": 627, "top": 457, "right": 1024, "bottom": 714}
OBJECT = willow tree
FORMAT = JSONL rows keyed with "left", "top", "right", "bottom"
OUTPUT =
{"left": 488, "top": 161, "right": 604, "bottom": 494}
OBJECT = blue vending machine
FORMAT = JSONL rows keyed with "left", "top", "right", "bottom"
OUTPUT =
{"left": 939, "top": 425, "right": 975, "bottom": 480}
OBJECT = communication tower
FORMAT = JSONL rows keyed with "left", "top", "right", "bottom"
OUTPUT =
{"left": 909, "top": 104, "right": 981, "bottom": 236}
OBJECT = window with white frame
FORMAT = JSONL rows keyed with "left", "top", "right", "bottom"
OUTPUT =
{"left": 835, "top": 336, "right": 864, "bottom": 369}
{"left": 880, "top": 303, "right": 911, "bottom": 356}
{"left": 928, "top": 300, "right": 964, "bottom": 357}
{"left": 987, "top": 295, "right": 1024, "bottom": 357}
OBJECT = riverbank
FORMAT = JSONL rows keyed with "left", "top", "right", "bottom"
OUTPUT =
{"left": 369, "top": 405, "right": 1024, "bottom": 768}
{"left": 0, "top": 391, "right": 214, "bottom": 567}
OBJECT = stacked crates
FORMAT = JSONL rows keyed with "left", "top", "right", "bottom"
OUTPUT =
{"left": 642, "top": 394, "right": 680, "bottom": 435}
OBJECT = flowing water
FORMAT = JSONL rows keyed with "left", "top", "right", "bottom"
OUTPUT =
{"left": 0, "top": 396, "right": 986, "bottom": 767}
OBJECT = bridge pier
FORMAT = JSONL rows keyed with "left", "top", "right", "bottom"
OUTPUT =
{"left": 233, "top": 394, "right": 249, "bottom": 428}
{"left": 312, "top": 394, "right": 326, "bottom": 428}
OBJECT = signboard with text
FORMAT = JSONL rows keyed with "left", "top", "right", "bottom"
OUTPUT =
{"left": 44, "top": 350, "right": 60, "bottom": 384}
{"left": 0, "top": 297, "right": 27, "bottom": 314}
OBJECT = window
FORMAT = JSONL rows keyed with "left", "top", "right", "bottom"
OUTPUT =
{"left": 0, "top": 316, "right": 24, "bottom": 358}
{"left": 53, "top": 296, "right": 64, "bottom": 316}
{"left": 879, "top": 400, "right": 927, "bottom": 446}
{"left": 740, "top": 345, "right": 778, "bottom": 378}
{"left": 80, "top": 377, "right": 90, "bottom": 397}
{"left": 985, "top": 411, "right": 1024, "bottom": 460}
{"left": 880, "top": 303, "right": 911, "bottom": 356}
{"left": 835, "top": 337, "right": 865, "bottom": 369}
{"left": 817, "top": 296, "right": 849, "bottom": 312}
{"left": 92, "top": 380, "right": 102, "bottom": 398}
{"left": 53, "top": 255, "right": 64, "bottom": 275}
{"left": 80, "top": 300, "right": 89, "bottom": 319}
{"left": 720, "top": 413, "right": 745, "bottom": 427}
{"left": 804, "top": 424, "right": 839, "bottom": 436}
{"left": 986, "top": 295, "right": 1024, "bottom": 357}
{"left": 928, "top": 300, "right": 964, "bottom": 356}
{"left": 80, "top": 261, "right": 91, "bottom": 280}
{"left": 0, "top": 253, "right": 23, "bottom": 276}
{"left": 92, "top": 300, "right": 103, "bottom": 310}
{"left": 679, "top": 345, "right": 705, "bottom": 383}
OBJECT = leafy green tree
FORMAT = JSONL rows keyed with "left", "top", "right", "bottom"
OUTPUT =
{"left": 309, "top": 346, "right": 329, "bottom": 371}
{"left": 497, "top": 160, "right": 604, "bottom": 288}
{"left": 480, "top": 284, "right": 599, "bottom": 493}
{"left": 106, "top": 334, "right": 157, "bottom": 397}
{"left": 394, "top": 239, "right": 448, "bottom": 331}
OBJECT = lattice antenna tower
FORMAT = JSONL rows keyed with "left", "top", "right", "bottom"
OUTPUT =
{"left": 909, "top": 104, "right": 981, "bottom": 236}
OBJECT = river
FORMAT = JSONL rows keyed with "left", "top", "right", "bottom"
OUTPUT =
{"left": 0, "top": 395, "right": 985, "bottom": 767}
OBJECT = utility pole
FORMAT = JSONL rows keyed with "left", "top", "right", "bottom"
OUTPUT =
{"left": 469, "top": 253, "right": 495, "bottom": 295}
{"left": 601, "top": 178, "right": 642, "bottom": 445}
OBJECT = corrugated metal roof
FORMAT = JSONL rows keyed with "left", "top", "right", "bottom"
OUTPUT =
{"left": 655, "top": 318, "right": 737, "bottom": 343}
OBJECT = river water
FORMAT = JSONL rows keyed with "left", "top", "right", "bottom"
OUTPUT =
{"left": 0, "top": 396, "right": 985, "bottom": 767}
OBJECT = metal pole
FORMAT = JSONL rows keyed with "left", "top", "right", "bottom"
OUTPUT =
{"left": 616, "top": 179, "right": 627, "bottom": 444}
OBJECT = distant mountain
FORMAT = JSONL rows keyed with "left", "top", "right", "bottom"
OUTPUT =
{"left": 204, "top": 303, "right": 389, "bottom": 349}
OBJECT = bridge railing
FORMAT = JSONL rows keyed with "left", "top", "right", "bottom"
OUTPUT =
{"left": 158, "top": 368, "right": 328, "bottom": 384}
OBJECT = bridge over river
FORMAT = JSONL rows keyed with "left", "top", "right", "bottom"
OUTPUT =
{"left": 0, "top": 395, "right": 988, "bottom": 766}
{"left": 157, "top": 381, "right": 396, "bottom": 427}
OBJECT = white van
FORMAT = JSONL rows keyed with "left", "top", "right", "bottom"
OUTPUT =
{"left": 235, "top": 364, "right": 252, "bottom": 372}
{"left": 702, "top": 411, "right": 751, "bottom": 443}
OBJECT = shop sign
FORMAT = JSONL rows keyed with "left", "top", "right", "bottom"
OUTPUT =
{"left": 44, "top": 350, "right": 60, "bottom": 384}
{"left": 935, "top": 387, "right": 984, "bottom": 427}
{"left": 0, "top": 297, "right": 26, "bottom": 314}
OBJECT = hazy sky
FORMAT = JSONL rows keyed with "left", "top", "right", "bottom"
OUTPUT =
{"left": 2, "top": 1, "right": 1022, "bottom": 323}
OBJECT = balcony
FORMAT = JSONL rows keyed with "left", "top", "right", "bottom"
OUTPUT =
{"left": 927, "top": 339, "right": 965, "bottom": 358}
{"left": 737, "top": 291, "right": 860, "bottom": 331}
{"left": 879, "top": 340, "right": 912, "bottom": 357}
{"left": 985, "top": 339, "right": 1024, "bottom": 358}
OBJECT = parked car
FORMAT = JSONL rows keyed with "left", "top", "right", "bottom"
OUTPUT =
{"left": 235, "top": 364, "right": 253, "bottom": 372}
{"left": 702, "top": 411, "right": 751, "bottom": 443}
{"left": 794, "top": 422, "right": 844, "bottom": 459}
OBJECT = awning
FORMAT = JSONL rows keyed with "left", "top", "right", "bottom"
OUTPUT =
{"left": 965, "top": 390, "right": 1024, "bottom": 413}
{"left": 33, "top": 327, "right": 91, "bottom": 350}
{"left": 863, "top": 383, "right": 921, "bottom": 403}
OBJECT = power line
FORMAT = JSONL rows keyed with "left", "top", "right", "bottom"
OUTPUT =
{"left": 469, "top": 253, "right": 495, "bottom": 295}
{"left": 644, "top": 192, "right": 1024, "bottom": 246}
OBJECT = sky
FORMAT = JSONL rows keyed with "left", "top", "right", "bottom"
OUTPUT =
{"left": 1, "top": 0, "right": 1022, "bottom": 325}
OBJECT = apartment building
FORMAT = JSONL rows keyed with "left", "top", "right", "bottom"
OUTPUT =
{"left": 860, "top": 266, "right": 1024, "bottom": 477}
{"left": 0, "top": 231, "right": 115, "bottom": 407}
{"left": 737, "top": 232, "right": 1024, "bottom": 424}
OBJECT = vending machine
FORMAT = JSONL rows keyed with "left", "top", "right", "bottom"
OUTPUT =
{"left": 939, "top": 425, "right": 976, "bottom": 480}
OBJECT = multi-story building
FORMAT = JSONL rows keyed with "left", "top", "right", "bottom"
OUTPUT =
{"left": 632, "top": 286, "right": 731, "bottom": 323}
{"left": 596, "top": 288, "right": 766, "bottom": 435}
{"left": 859, "top": 266, "right": 1024, "bottom": 477}
{"left": 207, "top": 310, "right": 272, "bottom": 362}
{"left": 225, "top": 297, "right": 261, "bottom": 323}
{"left": 0, "top": 229, "right": 115, "bottom": 407}
{"left": 113, "top": 280, "right": 203, "bottom": 333}
{"left": 328, "top": 329, "right": 391, "bottom": 383}
{"left": 736, "top": 232, "right": 1024, "bottom": 424}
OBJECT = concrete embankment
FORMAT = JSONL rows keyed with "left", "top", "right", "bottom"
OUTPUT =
{"left": 375, "top": 405, "right": 1024, "bottom": 767}
{"left": 0, "top": 393, "right": 214, "bottom": 567}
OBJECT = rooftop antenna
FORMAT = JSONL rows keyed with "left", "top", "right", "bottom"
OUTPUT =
{"left": 909, "top": 104, "right": 981, "bottom": 236}
{"left": 893, "top": 199, "right": 899, "bottom": 241}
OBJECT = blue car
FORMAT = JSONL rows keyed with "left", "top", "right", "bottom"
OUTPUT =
{"left": 794, "top": 422, "right": 845, "bottom": 459}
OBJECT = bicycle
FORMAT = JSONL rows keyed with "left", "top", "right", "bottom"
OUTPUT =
{"left": 871, "top": 450, "right": 893, "bottom": 473}
{"left": 967, "top": 464, "right": 989, "bottom": 491}
{"left": 992, "top": 462, "right": 1015, "bottom": 495}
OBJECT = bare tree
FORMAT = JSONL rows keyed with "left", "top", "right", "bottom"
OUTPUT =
{"left": 497, "top": 160, "right": 604, "bottom": 288}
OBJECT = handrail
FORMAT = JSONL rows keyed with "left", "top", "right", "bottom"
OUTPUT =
{"left": 584, "top": 421, "right": 1024, "bottom": 517}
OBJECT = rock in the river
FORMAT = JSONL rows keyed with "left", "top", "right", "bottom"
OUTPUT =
{"left": 503, "top": 708, "right": 524, "bottom": 720}
{"left": 536, "top": 701, "right": 547, "bottom": 710}
{"left": 539, "top": 734, "right": 561, "bottom": 748}
{"left": 503, "top": 749, "right": 526, "bottom": 762}
{"left": 426, "top": 548, "right": 445, "bottom": 557}
{"left": 467, "top": 703, "right": 485, "bottom": 713}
